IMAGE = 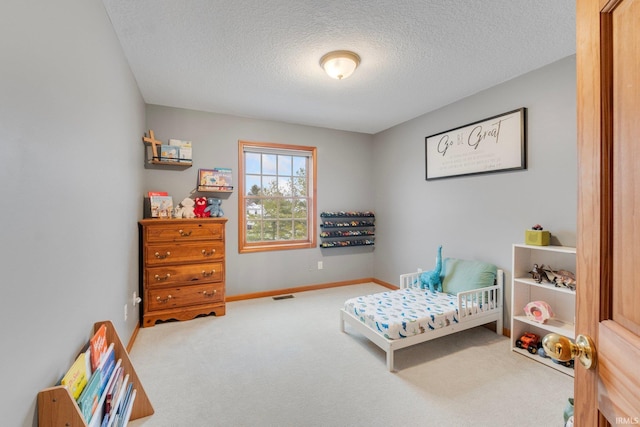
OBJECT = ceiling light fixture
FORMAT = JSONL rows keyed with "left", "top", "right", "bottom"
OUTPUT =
{"left": 320, "top": 50, "right": 361, "bottom": 80}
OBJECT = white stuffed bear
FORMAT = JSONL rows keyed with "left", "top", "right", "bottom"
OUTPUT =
{"left": 179, "top": 197, "right": 196, "bottom": 218}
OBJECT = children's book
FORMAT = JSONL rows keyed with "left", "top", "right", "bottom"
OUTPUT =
{"left": 198, "top": 168, "right": 233, "bottom": 190}
{"left": 60, "top": 352, "right": 90, "bottom": 400}
{"left": 149, "top": 195, "right": 173, "bottom": 218}
{"left": 147, "top": 191, "right": 168, "bottom": 198}
{"left": 169, "top": 139, "right": 192, "bottom": 162}
{"left": 97, "top": 343, "right": 116, "bottom": 397}
{"left": 89, "top": 324, "right": 108, "bottom": 372}
{"left": 159, "top": 145, "right": 178, "bottom": 161}
{"left": 104, "top": 365, "right": 124, "bottom": 415}
{"left": 77, "top": 366, "right": 102, "bottom": 422}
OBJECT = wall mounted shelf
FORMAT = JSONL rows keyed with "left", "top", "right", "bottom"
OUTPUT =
{"left": 319, "top": 211, "right": 375, "bottom": 248}
{"left": 149, "top": 158, "right": 192, "bottom": 167}
{"left": 197, "top": 185, "right": 234, "bottom": 193}
{"left": 142, "top": 130, "right": 192, "bottom": 168}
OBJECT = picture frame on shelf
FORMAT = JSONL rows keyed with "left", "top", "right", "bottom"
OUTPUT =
{"left": 425, "top": 107, "right": 527, "bottom": 180}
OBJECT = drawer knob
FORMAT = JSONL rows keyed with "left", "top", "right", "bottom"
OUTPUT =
{"left": 156, "top": 295, "right": 173, "bottom": 303}
{"left": 154, "top": 251, "right": 171, "bottom": 259}
{"left": 202, "top": 249, "right": 216, "bottom": 256}
{"left": 154, "top": 273, "right": 171, "bottom": 281}
{"left": 178, "top": 229, "right": 192, "bottom": 237}
{"left": 202, "top": 269, "right": 216, "bottom": 277}
{"left": 203, "top": 290, "right": 217, "bottom": 297}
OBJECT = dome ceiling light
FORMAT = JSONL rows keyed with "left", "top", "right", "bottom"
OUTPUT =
{"left": 320, "top": 50, "right": 361, "bottom": 80}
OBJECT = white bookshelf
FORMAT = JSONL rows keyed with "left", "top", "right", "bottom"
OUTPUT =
{"left": 511, "top": 244, "right": 576, "bottom": 376}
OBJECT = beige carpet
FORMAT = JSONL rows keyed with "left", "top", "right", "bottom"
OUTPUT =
{"left": 128, "top": 283, "right": 573, "bottom": 427}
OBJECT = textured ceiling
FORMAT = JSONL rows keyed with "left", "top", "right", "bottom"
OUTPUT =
{"left": 101, "top": 0, "right": 576, "bottom": 134}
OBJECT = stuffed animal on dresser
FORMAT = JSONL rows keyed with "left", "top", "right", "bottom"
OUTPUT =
{"left": 194, "top": 197, "right": 209, "bottom": 217}
{"left": 204, "top": 197, "right": 224, "bottom": 217}
{"left": 420, "top": 245, "right": 443, "bottom": 292}
{"left": 179, "top": 197, "right": 196, "bottom": 218}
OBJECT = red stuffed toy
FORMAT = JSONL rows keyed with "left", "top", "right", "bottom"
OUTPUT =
{"left": 194, "top": 197, "right": 210, "bottom": 217}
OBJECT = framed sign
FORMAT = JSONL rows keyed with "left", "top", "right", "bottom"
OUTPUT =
{"left": 425, "top": 108, "right": 526, "bottom": 180}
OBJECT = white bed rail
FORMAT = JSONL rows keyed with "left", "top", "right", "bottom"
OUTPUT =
{"left": 457, "top": 274, "right": 504, "bottom": 333}
{"left": 399, "top": 268, "right": 504, "bottom": 291}
{"left": 399, "top": 269, "right": 423, "bottom": 289}
{"left": 399, "top": 268, "right": 504, "bottom": 332}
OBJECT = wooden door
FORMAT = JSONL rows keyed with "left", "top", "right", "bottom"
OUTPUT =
{"left": 576, "top": 0, "right": 640, "bottom": 425}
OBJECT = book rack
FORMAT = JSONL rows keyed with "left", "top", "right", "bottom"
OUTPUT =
{"left": 142, "top": 130, "right": 192, "bottom": 168}
{"left": 37, "top": 320, "right": 154, "bottom": 426}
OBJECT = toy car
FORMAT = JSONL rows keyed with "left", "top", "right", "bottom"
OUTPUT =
{"left": 516, "top": 332, "right": 541, "bottom": 354}
{"left": 552, "top": 358, "right": 575, "bottom": 368}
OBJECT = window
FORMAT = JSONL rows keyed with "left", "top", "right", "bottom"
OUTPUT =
{"left": 238, "top": 141, "right": 317, "bottom": 253}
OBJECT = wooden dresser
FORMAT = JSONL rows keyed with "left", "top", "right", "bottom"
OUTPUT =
{"left": 139, "top": 218, "right": 227, "bottom": 327}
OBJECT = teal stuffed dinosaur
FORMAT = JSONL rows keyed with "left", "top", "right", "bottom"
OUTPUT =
{"left": 420, "top": 245, "right": 443, "bottom": 292}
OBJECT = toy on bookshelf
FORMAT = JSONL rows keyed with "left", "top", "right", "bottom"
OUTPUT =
{"left": 515, "top": 332, "right": 541, "bottom": 354}
{"left": 528, "top": 263, "right": 576, "bottom": 290}
{"left": 525, "top": 223, "right": 550, "bottom": 246}
{"left": 528, "top": 263, "right": 553, "bottom": 283}
{"left": 545, "top": 267, "right": 577, "bottom": 290}
{"left": 524, "top": 300, "right": 554, "bottom": 324}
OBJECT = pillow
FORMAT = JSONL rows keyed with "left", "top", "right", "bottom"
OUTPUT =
{"left": 441, "top": 258, "right": 497, "bottom": 295}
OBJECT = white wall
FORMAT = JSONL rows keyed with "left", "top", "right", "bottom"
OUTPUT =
{"left": 372, "top": 56, "right": 577, "bottom": 326}
{"left": 0, "top": 1, "right": 145, "bottom": 425}
{"left": 144, "top": 105, "right": 375, "bottom": 295}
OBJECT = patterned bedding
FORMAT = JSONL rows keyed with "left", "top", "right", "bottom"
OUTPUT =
{"left": 343, "top": 287, "right": 464, "bottom": 340}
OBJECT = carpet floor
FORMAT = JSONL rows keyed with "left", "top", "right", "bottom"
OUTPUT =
{"left": 128, "top": 283, "right": 573, "bottom": 427}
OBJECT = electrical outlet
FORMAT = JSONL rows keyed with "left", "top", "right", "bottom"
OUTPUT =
{"left": 318, "top": 261, "right": 323, "bottom": 270}
{"left": 124, "top": 303, "right": 128, "bottom": 321}
{"left": 132, "top": 291, "right": 138, "bottom": 307}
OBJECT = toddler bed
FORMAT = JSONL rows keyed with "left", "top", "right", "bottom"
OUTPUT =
{"left": 340, "top": 258, "right": 504, "bottom": 371}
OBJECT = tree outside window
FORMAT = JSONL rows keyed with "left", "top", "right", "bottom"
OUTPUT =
{"left": 238, "top": 141, "right": 316, "bottom": 253}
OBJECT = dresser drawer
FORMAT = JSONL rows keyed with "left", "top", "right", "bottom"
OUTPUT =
{"left": 145, "top": 242, "right": 225, "bottom": 266}
{"left": 144, "top": 221, "right": 224, "bottom": 242}
{"left": 147, "top": 283, "right": 224, "bottom": 311}
{"left": 146, "top": 262, "right": 223, "bottom": 288}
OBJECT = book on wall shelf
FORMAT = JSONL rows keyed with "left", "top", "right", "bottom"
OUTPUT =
{"left": 37, "top": 320, "right": 154, "bottom": 427}
{"left": 169, "top": 139, "right": 192, "bottom": 163}
{"left": 197, "top": 168, "right": 234, "bottom": 192}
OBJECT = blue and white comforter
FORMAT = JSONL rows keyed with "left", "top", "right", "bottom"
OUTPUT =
{"left": 344, "top": 287, "right": 460, "bottom": 340}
